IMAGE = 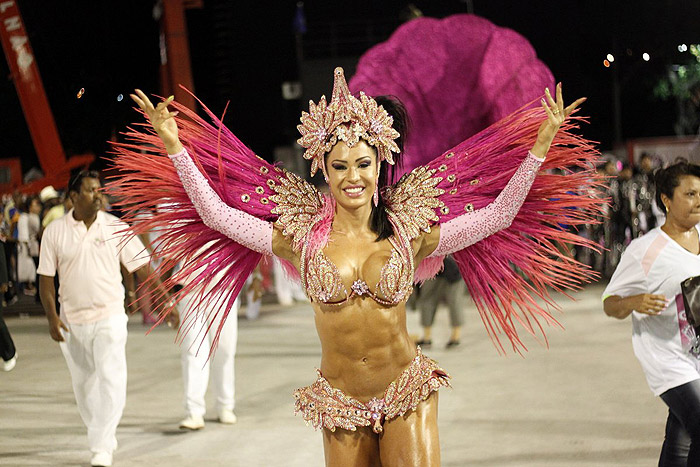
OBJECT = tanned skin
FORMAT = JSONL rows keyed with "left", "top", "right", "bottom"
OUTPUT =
{"left": 131, "top": 83, "right": 583, "bottom": 466}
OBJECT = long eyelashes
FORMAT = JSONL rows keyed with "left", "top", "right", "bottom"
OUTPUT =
{"left": 331, "top": 164, "right": 372, "bottom": 171}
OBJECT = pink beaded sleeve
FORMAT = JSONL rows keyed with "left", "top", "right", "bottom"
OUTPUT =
{"left": 428, "top": 151, "right": 545, "bottom": 257}
{"left": 168, "top": 149, "right": 274, "bottom": 256}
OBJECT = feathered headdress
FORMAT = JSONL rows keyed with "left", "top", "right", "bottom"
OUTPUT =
{"left": 297, "top": 67, "right": 400, "bottom": 177}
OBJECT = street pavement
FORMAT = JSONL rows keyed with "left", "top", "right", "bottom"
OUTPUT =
{"left": 0, "top": 284, "right": 667, "bottom": 466}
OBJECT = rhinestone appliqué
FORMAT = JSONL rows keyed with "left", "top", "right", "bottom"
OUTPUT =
{"left": 351, "top": 279, "right": 370, "bottom": 296}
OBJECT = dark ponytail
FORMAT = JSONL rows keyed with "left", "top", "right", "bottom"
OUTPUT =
{"left": 370, "top": 95, "right": 409, "bottom": 241}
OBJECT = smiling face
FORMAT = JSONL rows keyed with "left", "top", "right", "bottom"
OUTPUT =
{"left": 662, "top": 175, "right": 700, "bottom": 229}
{"left": 325, "top": 140, "right": 378, "bottom": 210}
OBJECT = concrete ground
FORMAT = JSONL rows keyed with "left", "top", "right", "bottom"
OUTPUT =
{"left": 1, "top": 284, "right": 668, "bottom": 466}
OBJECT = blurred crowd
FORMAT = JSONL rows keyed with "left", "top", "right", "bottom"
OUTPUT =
{"left": 0, "top": 185, "right": 72, "bottom": 307}
{"left": 0, "top": 183, "right": 308, "bottom": 320}
{"left": 0, "top": 153, "right": 674, "bottom": 313}
{"left": 578, "top": 153, "right": 664, "bottom": 278}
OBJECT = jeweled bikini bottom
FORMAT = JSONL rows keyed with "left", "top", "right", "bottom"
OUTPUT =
{"left": 293, "top": 348, "right": 450, "bottom": 434}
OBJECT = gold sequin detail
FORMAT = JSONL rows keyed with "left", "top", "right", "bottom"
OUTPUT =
{"left": 438, "top": 164, "right": 447, "bottom": 172}
{"left": 377, "top": 240, "right": 413, "bottom": 303}
{"left": 296, "top": 67, "right": 400, "bottom": 177}
{"left": 465, "top": 203, "right": 474, "bottom": 212}
{"left": 449, "top": 188, "right": 457, "bottom": 195}
{"left": 470, "top": 179, "right": 479, "bottom": 185}
{"left": 440, "top": 206, "right": 450, "bottom": 215}
{"left": 306, "top": 251, "right": 346, "bottom": 303}
{"left": 255, "top": 186, "right": 264, "bottom": 194}
{"left": 447, "top": 174, "right": 456, "bottom": 183}
{"left": 383, "top": 166, "right": 445, "bottom": 240}
{"left": 445, "top": 152, "right": 454, "bottom": 159}
{"left": 260, "top": 166, "right": 269, "bottom": 174}
{"left": 260, "top": 197, "right": 269, "bottom": 205}
{"left": 241, "top": 194, "right": 250, "bottom": 203}
{"left": 293, "top": 349, "right": 450, "bottom": 433}
{"left": 267, "top": 179, "right": 276, "bottom": 188}
{"left": 269, "top": 170, "right": 324, "bottom": 252}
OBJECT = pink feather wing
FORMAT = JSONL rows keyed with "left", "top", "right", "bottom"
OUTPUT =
{"left": 349, "top": 14, "right": 555, "bottom": 175}
{"left": 107, "top": 88, "right": 285, "bottom": 355}
{"left": 416, "top": 104, "right": 606, "bottom": 354}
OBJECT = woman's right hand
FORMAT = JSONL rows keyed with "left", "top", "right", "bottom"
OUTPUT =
{"left": 604, "top": 293, "right": 668, "bottom": 319}
{"left": 627, "top": 293, "right": 668, "bottom": 315}
{"left": 130, "top": 90, "right": 183, "bottom": 155}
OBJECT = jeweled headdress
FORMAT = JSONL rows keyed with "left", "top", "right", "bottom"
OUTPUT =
{"left": 297, "top": 67, "right": 400, "bottom": 177}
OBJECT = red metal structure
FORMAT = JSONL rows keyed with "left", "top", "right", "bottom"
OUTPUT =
{"left": 159, "top": 0, "right": 201, "bottom": 111}
{"left": 0, "top": 0, "right": 94, "bottom": 193}
{"left": 0, "top": 0, "right": 200, "bottom": 194}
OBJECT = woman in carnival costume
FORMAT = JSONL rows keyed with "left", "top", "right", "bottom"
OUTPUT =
{"left": 116, "top": 68, "right": 600, "bottom": 465}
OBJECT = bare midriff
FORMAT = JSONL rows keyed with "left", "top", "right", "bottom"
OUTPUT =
{"left": 313, "top": 298, "right": 416, "bottom": 401}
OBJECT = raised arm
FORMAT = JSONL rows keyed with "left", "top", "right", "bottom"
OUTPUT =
{"left": 168, "top": 148, "right": 273, "bottom": 255}
{"left": 130, "top": 90, "right": 274, "bottom": 257}
{"left": 421, "top": 83, "right": 586, "bottom": 258}
{"left": 426, "top": 151, "right": 543, "bottom": 257}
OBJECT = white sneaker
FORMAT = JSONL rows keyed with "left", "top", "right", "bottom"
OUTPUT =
{"left": 218, "top": 409, "right": 237, "bottom": 424}
{"left": 2, "top": 353, "right": 17, "bottom": 372}
{"left": 179, "top": 414, "right": 205, "bottom": 430}
{"left": 90, "top": 451, "right": 113, "bottom": 466}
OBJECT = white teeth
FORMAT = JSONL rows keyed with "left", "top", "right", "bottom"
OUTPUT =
{"left": 344, "top": 187, "right": 364, "bottom": 193}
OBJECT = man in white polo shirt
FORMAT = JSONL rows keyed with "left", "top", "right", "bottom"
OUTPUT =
{"left": 37, "top": 170, "right": 178, "bottom": 467}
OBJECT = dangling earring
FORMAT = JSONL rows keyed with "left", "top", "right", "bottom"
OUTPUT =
{"left": 373, "top": 165, "right": 380, "bottom": 207}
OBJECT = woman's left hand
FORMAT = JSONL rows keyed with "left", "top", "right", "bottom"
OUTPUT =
{"left": 531, "top": 83, "right": 586, "bottom": 158}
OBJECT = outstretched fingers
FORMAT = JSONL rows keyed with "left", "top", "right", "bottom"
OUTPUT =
{"left": 129, "top": 93, "right": 145, "bottom": 111}
{"left": 544, "top": 86, "right": 557, "bottom": 110}
{"left": 555, "top": 82, "right": 564, "bottom": 115}
{"left": 541, "top": 98, "right": 557, "bottom": 121}
{"left": 130, "top": 91, "right": 179, "bottom": 127}
{"left": 155, "top": 95, "right": 175, "bottom": 113}
{"left": 132, "top": 89, "right": 155, "bottom": 113}
{"left": 564, "top": 97, "right": 587, "bottom": 117}
{"left": 542, "top": 84, "right": 565, "bottom": 124}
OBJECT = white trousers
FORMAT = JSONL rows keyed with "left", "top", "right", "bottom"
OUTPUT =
{"left": 244, "top": 288, "right": 261, "bottom": 320}
{"left": 59, "top": 313, "right": 128, "bottom": 454}
{"left": 273, "top": 258, "right": 306, "bottom": 305}
{"left": 179, "top": 293, "right": 238, "bottom": 417}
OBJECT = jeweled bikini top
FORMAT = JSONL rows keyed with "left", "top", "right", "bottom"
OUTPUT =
{"left": 300, "top": 236, "right": 414, "bottom": 307}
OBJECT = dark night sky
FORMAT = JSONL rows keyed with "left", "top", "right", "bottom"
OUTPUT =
{"left": 1, "top": 0, "right": 699, "bottom": 175}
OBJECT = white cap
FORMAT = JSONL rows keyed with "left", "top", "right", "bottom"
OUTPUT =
{"left": 39, "top": 185, "right": 59, "bottom": 202}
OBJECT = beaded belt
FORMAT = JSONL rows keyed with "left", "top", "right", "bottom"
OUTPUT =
{"left": 293, "top": 348, "right": 450, "bottom": 433}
